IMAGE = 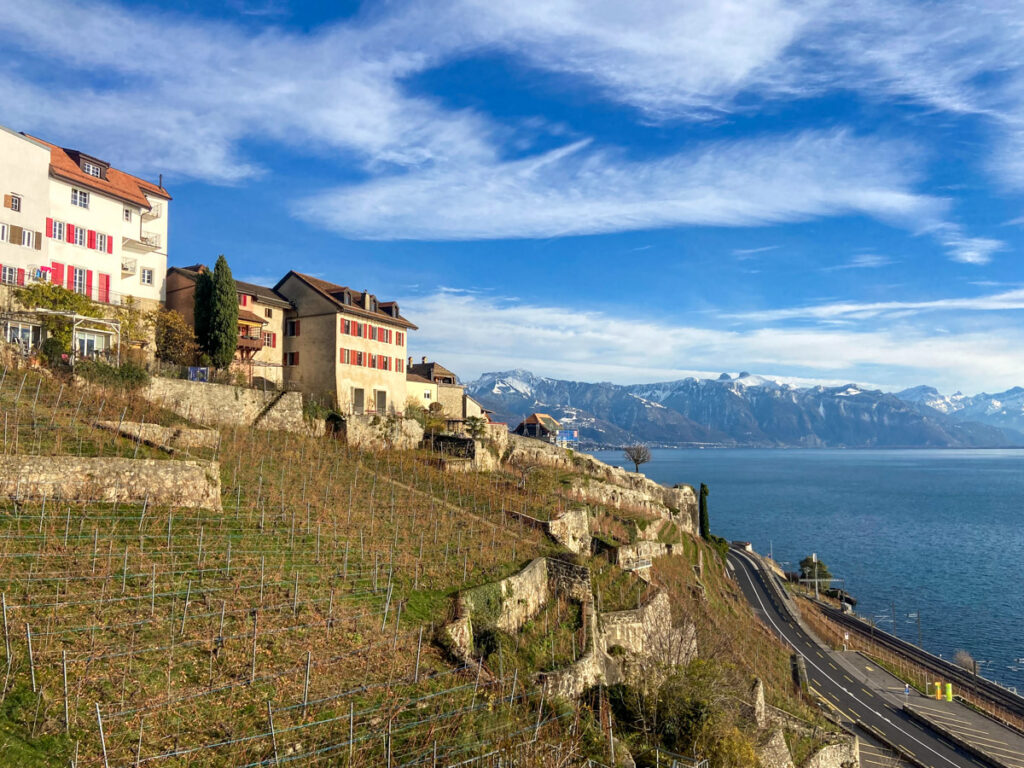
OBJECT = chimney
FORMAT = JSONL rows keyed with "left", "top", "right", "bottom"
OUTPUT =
{"left": 421, "top": 356, "right": 427, "bottom": 364}
{"left": 408, "top": 356, "right": 413, "bottom": 367}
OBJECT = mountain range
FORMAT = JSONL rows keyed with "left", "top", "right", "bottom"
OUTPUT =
{"left": 465, "top": 370, "right": 1024, "bottom": 448}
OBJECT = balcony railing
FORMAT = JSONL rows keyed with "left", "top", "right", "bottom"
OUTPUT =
{"left": 237, "top": 335, "right": 264, "bottom": 351}
{"left": 141, "top": 203, "right": 162, "bottom": 222}
{"left": 121, "top": 257, "right": 137, "bottom": 275}
{"left": 122, "top": 233, "right": 162, "bottom": 253}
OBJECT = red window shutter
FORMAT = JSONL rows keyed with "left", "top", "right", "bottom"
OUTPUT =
{"left": 107, "top": 234, "right": 113, "bottom": 254}
{"left": 51, "top": 262, "right": 64, "bottom": 285}
{"left": 271, "top": 333, "right": 276, "bottom": 348}
{"left": 46, "top": 218, "right": 53, "bottom": 238}
{"left": 67, "top": 267, "right": 75, "bottom": 290}
{"left": 87, "top": 230, "right": 96, "bottom": 249}
{"left": 339, "top": 348, "right": 344, "bottom": 363}
{"left": 16, "top": 268, "right": 25, "bottom": 286}
{"left": 86, "top": 270, "right": 94, "bottom": 299}
{"left": 293, "top": 351, "right": 299, "bottom": 365}
{"left": 99, "top": 274, "right": 110, "bottom": 303}
{"left": 66, "top": 224, "right": 74, "bottom": 243}
{"left": 294, "top": 320, "right": 300, "bottom": 336}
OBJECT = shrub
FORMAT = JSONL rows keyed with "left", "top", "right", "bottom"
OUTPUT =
{"left": 40, "top": 336, "right": 67, "bottom": 367}
{"left": 76, "top": 360, "right": 150, "bottom": 390}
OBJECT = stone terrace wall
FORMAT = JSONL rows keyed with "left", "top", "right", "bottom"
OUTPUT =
{"left": 342, "top": 414, "right": 423, "bottom": 450}
{"left": 504, "top": 434, "right": 698, "bottom": 535}
{"left": 142, "top": 378, "right": 308, "bottom": 433}
{"left": 97, "top": 421, "right": 220, "bottom": 453}
{"left": 460, "top": 557, "right": 550, "bottom": 634}
{"left": 600, "top": 591, "right": 696, "bottom": 665}
{"left": 0, "top": 456, "right": 222, "bottom": 510}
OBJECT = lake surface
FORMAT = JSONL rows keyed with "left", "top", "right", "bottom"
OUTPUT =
{"left": 592, "top": 448, "right": 1024, "bottom": 691}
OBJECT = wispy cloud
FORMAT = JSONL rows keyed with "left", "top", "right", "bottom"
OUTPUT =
{"left": 404, "top": 288, "right": 1024, "bottom": 393}
{"left": 823, "top": 254, "right": 891, "bottom": 271}
{"left": 297, "top": 130, "right": 944, "bottom": 240}
{"left": 732, "top": 245, "right": 779, "bottom": 258}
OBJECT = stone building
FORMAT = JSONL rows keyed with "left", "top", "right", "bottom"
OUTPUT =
{"left": 165, "top": 265, "right": 291, "bottom": 386}
{"left": 273, "top": 271, "right": 415, "bottom": 414}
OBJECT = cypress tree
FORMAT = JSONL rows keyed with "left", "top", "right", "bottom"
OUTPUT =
{"left": 698, "top": 483, "right": 710, "bottom": 540}
{"left": 193, "top": 268, "right": 213, "bottom": 358}
{"left": 207, "top": 255, "right": 239, "bottom": 369}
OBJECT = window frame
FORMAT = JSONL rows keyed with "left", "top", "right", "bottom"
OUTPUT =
{"left": 1, "top": 265, "right": 17, "bottom": 285}
{"left": 82, "top": 161, "right": 102, "bottom": 178}
{"left": 140, "top": 268, "right": 154, "bottom": 286}
{"left": 21, "top": 229, "right": 33, "bottom": 248}
{"left": 96, "top": 233, "right": 107, "bottom": 253}
{"left": 71, "top": 188, "right": 90, "bottom": 209}
{"left": 10, "top": 195, "right": 21, "bottom": 212}
{"left": 0, "top": 224, "right": 6, "bottom": 242}
{"left": 74, "top": 227, "right": 85, "bottom": 247}
{"left": 264, "top": 308, "right": 273, "bottom": 319}
{"left": 52, "top": 221, "right": 65, "bottom": 241}
{"left": 72, "top": 267, "right": 87, "bottom": 295}
{"left": 123, "top": 208, "right": 132, "bottom": 222}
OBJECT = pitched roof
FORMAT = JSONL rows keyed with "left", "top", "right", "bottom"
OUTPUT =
{"left": 23, "top": 134, "right": 171, "bottom": 209}
{"left": 409, "top": 360, "right": 458, "bottom": 382}
{"left": 276, "top": 271, "right": 418, "bottom": 330}
{"left": 168, "top": 266, "right": 293, "bottom": 308}
{"left": 520, "top": 413, "right": 561, "bottom": 432}
{"left": 406, "top": 373, "right": 434, "bottom": 384}
{"left": 237, "top": 308, "right": 266, "bottom": 324}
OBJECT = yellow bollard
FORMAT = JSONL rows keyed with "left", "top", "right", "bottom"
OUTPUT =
{"left": 935, "top": 682, "right": 942, "bottom": 699}
{"left": 945, "top": 683, "right": 953, "bottom": 702}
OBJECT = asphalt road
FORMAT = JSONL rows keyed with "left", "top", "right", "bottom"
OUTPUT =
{"left": 727, "top": 548, "right": 991, "bottom": 768}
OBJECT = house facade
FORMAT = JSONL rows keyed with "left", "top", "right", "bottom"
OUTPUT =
{"left": 273, "top": 271, "right": 415, "bottom": 414}
{"left": 1, "top": 125, "right": 171, "bottom": 357}
{"left": 165, "top": 265, "right": 290, "bottom": 385}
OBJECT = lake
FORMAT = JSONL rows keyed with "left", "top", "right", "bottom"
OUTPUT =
{"left": 591, "top": 448, "right": 1024, "bottom": 691}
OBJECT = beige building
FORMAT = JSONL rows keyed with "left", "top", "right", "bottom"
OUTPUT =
{"left": 165, "top": 265, "right": 291, "bottom": 385}
{"left": 405, "top": 356, "right": 486, "bottom": 421}
{"left": 273, "top": 271, "right": 415, "bottom": 414}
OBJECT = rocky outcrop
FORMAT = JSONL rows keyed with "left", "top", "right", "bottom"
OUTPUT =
{"left": 96, "top": 421, "right": 219, "bottom": 453}
{"left": 340, "top": 413, "right": 423, "bottom": 450}
{"left": 0, "top": 456, "right": 222, "bottom": 510}
{"left": 758, "top": 729, "right": 797, "bottom": 768}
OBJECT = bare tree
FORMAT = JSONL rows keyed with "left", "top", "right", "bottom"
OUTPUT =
{"left": 624, "top": 444, "right": 652, "bottom": 473}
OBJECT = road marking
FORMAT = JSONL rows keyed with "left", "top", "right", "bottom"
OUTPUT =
{"left": 861, "top": 687, "right": 875, "bottom": 698}
{"left": 816, "top": 650, "right": 825, "bottom": 658}
{"left": 828, "top": 661, "right": 838, "bottom": 669}
{"left": 728, "top": 550, "right": 967, "bottom": 768}
{"left": 844, "top": 674, "right": 854, "bottom": 683}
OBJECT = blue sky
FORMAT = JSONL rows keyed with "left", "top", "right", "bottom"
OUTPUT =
{"left": 3, "top": 0, "right": 1024, "bottom": 394}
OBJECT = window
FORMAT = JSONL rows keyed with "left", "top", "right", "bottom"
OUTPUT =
{"left": 72, "top": 267, "right": 86, "bottom": 295}
{"left": 396, "top": 332, "right": 404, "bottom": 346}
{"left": 369, "top": 354, "right": 377, "bottom": 368}
{"left": 96, "top": 233, "right": 107, "bottom": 253}
{"left": 75, "top": 330, "right": 108, "bottom": 358}
{"left": 82, "top": 161, "right": 102, "bottom": 177}
{"left": 52, "top": 221, "right": 65, "bottom": 241}
{"left": 140, "top": 268, "right": 154, "bottom": 286}
{"left": 123, "top": 208, "right": 132, "bottom": 222}
{"left": 21, "top": 229, "right": 33, "bottom": 248}
{"left": 286, "top": 351, "right": 299, "bottom": 366}
{"left": 355, "top": 351, "right": 364, "bottom": 366}
{"left": 74, "top": 227, "right": 86, "bottom": 246}
{"left": 264, "top": 308, "right": 273, "bottom": 319}
{"left": 285, "top": 319, "right": 300, "bottom": 336}
{"left": 10, "top": 195, "right": 21, "bottom": 212}
{"left": 396, "top": 358, "right": 404, "bottom": 373}
{"left": 1, "top": 266, "right": 16, "bottom": 285}
{"left": 6, "top": 322, "right": 40, "bottom": 348}
{"left": 71, "top": 188, "right": 89, "bottom": 208}
{"left": 0, "top": 224, "right": 6, "bottom": 242}
{"left": 423, "top": 390, "right": 432, "bottom": 401}
{"left": 264, "top": 332, "right": 276, "bottom": 347}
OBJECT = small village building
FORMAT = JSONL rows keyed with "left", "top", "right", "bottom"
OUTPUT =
{"left": 1, "top": 124, "right": 171, "bottom": 358}
{"left": 165, "top": 265, "right": 291, "bottom": 386}
{"left": 513, "top": 413, "right": 561, "bottom": 442}
{"left": 273, "top": 271, "right": 415, "bottom": 414}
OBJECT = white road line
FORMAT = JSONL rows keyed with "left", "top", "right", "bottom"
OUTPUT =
{"left": 730, "top": 550, "right": 967, "bottom": 768}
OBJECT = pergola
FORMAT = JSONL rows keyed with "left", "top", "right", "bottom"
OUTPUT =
{"left": 1, "top": 308, "right": 122, "bottom": 366}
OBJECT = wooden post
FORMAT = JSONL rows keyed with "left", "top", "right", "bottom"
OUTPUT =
{"left": 414, "top": 627, "right": 423, "bottom": 683}
{"left": 349, "top": 701, "right": 354, "bottom": 765}
{"left": 180, "top": 580, "right": 192, "bottom": 636}
{"left": 96, "top": 703, "right": 109, "bottom": 768}
{"left": 267, "top": 700, "right": 280, "bottom": 766}
{"left": 250, "top": 611, "right": 259, "bottom": 683}
{"left": 302, "top": 651, "right": 311, "bottom": 717}
{"left": 62, "top": 651, "right": 69, "bottom": 737}
{"left": 1, "top": 593, "right": 10, "bottom": 668}
{"left": 135, "top": 717, "right": 144, "bottom": 768}
{"left": 26, "top": 623, "right": 36, "bottom": 692}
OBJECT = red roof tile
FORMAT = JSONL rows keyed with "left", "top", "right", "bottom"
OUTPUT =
{"left": 23, "top": 134, "right": 171, "bottom": 209}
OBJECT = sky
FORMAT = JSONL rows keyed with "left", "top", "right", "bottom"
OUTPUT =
{"left": 3, "top": 0, "right": 1024, "bottom": 394}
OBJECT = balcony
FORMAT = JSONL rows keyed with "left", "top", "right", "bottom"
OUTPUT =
{"left": 121, "top": 257, "right": 137, "bottom": 275}
{"left": 141, "top": 203, "right": 162, "bottom": 222}
{"left": 237, "top": 330, "right": 264, "bottom": 351}
{"left": 122, "top": 232, "right": 162, "bottom": 253}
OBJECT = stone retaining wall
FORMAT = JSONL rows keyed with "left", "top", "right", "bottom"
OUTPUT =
{"left": 0, "top": 456, "right": 222, "bottom": 510}
{"left": 142, "top": 378, "right": 309, "bottom": 433}
{"left": 340, "top": 413, "right": 423, "bottom": 450}
{"left": 96, "top": 421, "right": 220, "bottom": 453}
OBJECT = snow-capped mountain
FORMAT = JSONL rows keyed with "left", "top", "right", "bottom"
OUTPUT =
{"left": 466, "top": 371, "right": 1024, "bottom": 448}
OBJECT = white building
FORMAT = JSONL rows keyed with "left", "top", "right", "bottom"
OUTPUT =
{"left": 1, "top": 125, "right": 171, "bottom": 356}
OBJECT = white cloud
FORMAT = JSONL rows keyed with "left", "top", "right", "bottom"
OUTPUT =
{"left": 403, "top": 289, "right": 1024, "bottom": 394}
{"left": 297, "top": 130, "right": 944, "bottom": 240}
{"left": 824, "top": 254, "right": 891, "bottom": 271}
{"left": 725, "top": 287, "right": 1024, "bottom": 322}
